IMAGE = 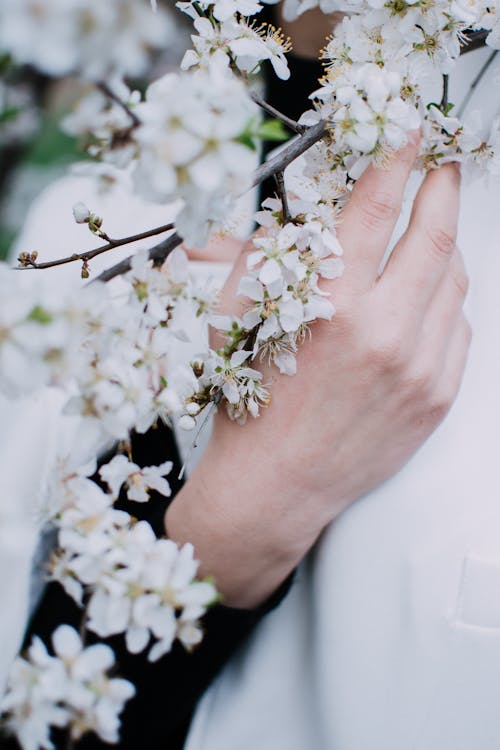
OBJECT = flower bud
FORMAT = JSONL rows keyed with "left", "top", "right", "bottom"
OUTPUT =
{"left": 73, "top": 202, "right": 91, "bottom": 224}
{"left": 178, "top": 414, "right": 196, "bottom": 431}
{"left": 88, "top": 213, "right": 104, "bottom": 234}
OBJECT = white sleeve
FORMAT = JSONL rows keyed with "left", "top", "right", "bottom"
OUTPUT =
{"left": 0, "top": 388, "right": 66, "bottom": 696}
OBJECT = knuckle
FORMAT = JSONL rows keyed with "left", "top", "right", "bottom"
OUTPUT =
{"left": 404, "top": 364, "right": 435, "bottom": 399}
{"left": 361, "top": 191, "right": 400, "bottom": 229}
{"left": 365, "top": 332, "right": 406, "bottom": 371}
{"left": 426, "top": 393, "right": 452, "bottom": 424}
{"left": 425, "top": 225, "right": 456, "bottom": 259}
{"left": 451, "top": 268, "right": 469, "bottom": 298}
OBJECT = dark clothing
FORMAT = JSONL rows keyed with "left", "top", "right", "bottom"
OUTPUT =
{"left": 260, "top": 5, "right": 324, "bottom": 200}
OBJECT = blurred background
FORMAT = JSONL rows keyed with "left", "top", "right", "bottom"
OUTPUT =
{"left": 0, "top": 4, "right": 190, "bottom": 262}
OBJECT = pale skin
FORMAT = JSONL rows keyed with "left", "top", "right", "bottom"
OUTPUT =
{"left": 165, "top": 15, "right": 471, "bottom": 609}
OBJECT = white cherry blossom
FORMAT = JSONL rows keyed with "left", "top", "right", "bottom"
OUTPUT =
{"left": 99, "top": 455, "right": 173, "bottom": 503}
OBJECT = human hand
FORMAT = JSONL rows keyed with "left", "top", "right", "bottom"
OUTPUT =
{"left": 166, "top": 133, "right": 471, "bottom": 608}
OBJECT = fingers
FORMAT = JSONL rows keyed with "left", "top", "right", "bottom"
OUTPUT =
{"left": 418, "top": 247, "right": 469, "bottom": 356}
{"left": 337, "top": 131, "right": 420, "bottom": 292}
{"left": 381, "top": 162, "right": 461, "bottom": 315}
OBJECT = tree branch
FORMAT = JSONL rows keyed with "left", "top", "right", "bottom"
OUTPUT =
{"left": 251, "top": 119, "right": 327, "bottom": 189}
{"left": 249, "top": 90, "right": 306, "bottom": 135}
{"left": 275, "top": 171, "right": 293, "bottom": 223}
{"left": 17, "top": 223, "right": 175, "bottom": 271}
{"left": 93, "top": 231, "right": 183, "bottom": 283}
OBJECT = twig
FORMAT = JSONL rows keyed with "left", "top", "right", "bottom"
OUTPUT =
{"left": 17, "top": 223, "right": 175, "bottom": 271}
{"left": 97, "top": 82, "right": 141, "bottom": 128}
{"left": 93, "top": 231, "right": 184, "bottom": 283}
{"left": 275, "top": 171, "right": 292, "bottom": 223}
{"left": 251, "top": 119, "right": 327, "bottom": 189}
{"left": 250, "top": 90, "right": 306, "bottom": 135}
{"left": 440, "top": 74, "right": 449, "bottom": 110}
{"left": 458, "top": 49, "right": 498, "bottom": 116}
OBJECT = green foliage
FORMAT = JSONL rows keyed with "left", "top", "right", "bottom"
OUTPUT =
{"left": 256, "top": 118, "right": 290, "bottom": 142}
{"left": 23, "top": 114, "right": 83, "bottom": 167}
{"left": 237, "top": 116, "right": 290, "bottom": 151}
{"left": 27, "top": 305, "right": 53, "bottom": 324}
{"left": 0, "top": 227, "right": 16, "bottom": 261}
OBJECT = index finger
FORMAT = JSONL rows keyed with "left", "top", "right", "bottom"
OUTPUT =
{"left": 337, "top": 131, "right": 420, "bottom": 292}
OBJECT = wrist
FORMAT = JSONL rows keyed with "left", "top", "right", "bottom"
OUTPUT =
{"left": 164, "top": 437, "right": 329, "bottom": 609}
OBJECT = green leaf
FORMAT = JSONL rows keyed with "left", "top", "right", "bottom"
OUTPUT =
{"left": 27, "top": 305, "right": 53, "bottom": 325}
{"left": 426, "top": 101, "right": 455, "bottom": 116}
{"left": 235, "top": 130, "right": 257, "bottom": 151}
{"left": 256, "top": 118, "right": 290, "bottom": 142}
{"left": 236, "top": 117, "right": 291, "bottom": 151}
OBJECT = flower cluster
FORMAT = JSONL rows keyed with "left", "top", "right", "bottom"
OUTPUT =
{"left": 181, "top": 14, "right": 291, "bottom": 79}
{"left": 0, "top": 0, "right": 176, "bottom": 80}
{"left": 292, "top": 0, "right": 500, "bottom": 171}
{"left": 62, "top": 81, "right": 141, "bottom": 169}
{"left": 419, "top": 105, "right": 500, "bottom": 177}
{"left": 181, "top": 140, "right": 346, "bottom": 423}
{"left": 0, "top": 247, "right": 204, "bottom": 442}
{"left": 131, "top": 58, "right": 259, "bottom": 247}
{"left": 1, "top": 625, "right": 135, "bottom": 749}
{"left": 49, "top": 457, "right": 217, "bottom": 663}
{"left": 63, "top": 248, "right": 202, "bottom": 443}
{"left": 0, "top": 263, "right": 97, "bottom": 398}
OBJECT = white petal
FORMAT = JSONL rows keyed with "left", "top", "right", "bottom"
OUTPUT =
{"left": 259, "top": 258, "right": 282, "bottom": 285}
{"left": 125, "top": 625, "right": 150, "bottom": 654}
{"left": 52, "top": 625, "right": 82, "bottom": 661}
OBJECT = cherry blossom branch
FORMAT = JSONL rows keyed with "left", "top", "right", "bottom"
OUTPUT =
{"left": 249, "top": 89, "right": 306, "bottom": 134}
{"left": 24, "top": 28, "right": 488, "bottom": 285}
{"left": 93, "top": 119, "right": 329, "bottom": 284}
{"left": 17, "top": 223, "right": 175, "bottom": 271}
